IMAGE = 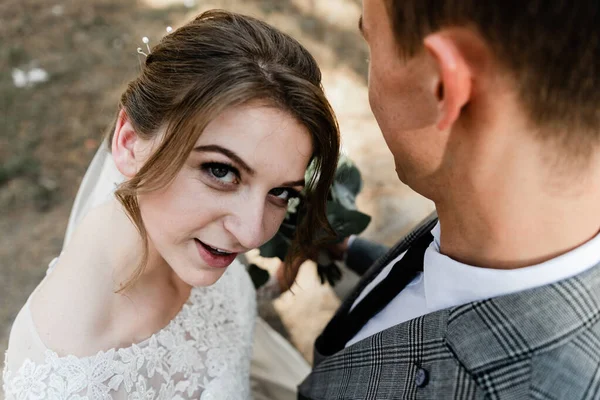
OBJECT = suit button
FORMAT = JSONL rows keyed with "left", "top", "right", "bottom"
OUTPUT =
{"left": 415, "top": 367, "right": 429, "bottom": 388}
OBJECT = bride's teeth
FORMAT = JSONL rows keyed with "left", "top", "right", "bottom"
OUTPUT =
{"left": 206, "top": 244, "right": 231, "bottom": 255}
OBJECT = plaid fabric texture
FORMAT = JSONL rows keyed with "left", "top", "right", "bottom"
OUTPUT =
{"left": 299, "top": 220, "right": 600, "bottom": 399}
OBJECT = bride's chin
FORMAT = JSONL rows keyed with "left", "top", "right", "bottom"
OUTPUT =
{"left": 177, "top": 267, "right": 228, "bottom": 288}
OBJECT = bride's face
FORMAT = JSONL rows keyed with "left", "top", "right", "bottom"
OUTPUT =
{"left": 137, "top": 104, "right": 312, "bottom": 287}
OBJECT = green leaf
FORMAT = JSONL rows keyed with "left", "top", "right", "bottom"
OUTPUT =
{"left": 317, "top": 262, "right": 343, "bottom": 286}
{"left": 247, "top": 264, "right": 271, "bottom": 289}
{"left": 258, "top": 231, "right": 291, "bottom": 260}
{"left": 327, "top": 207, "right": 371, "bottom": 239}
{"left": 335, "top": 155, "right": 362, "bottom": 195}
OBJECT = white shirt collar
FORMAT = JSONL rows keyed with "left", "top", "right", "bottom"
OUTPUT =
{"left": 424, "top": 222, "right": 600, "bottom": 312}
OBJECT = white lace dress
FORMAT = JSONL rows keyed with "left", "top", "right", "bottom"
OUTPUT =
{"left": 2, "top": 257, "right": 257, "bottom": 400}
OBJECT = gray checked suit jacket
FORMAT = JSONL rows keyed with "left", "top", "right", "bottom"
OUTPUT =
{"left": 298, "top": 214, "right": 600, "bottom": 399}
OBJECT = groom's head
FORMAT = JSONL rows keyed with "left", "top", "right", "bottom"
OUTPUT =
{"left": 360, "top": 0, "right": 599, "bottom": 200}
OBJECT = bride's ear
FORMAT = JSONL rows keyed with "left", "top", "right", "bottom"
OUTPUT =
{"left": 112, "top": 109, "right": 140, "bottom": 178}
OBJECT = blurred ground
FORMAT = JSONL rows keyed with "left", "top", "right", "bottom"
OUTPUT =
{"left": 0, "top": 0, "right": 433, "bottom": 393}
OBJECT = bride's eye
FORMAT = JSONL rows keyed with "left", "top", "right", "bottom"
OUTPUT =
{"left": 202, "top": 162, "right": 239, "bottom": 185}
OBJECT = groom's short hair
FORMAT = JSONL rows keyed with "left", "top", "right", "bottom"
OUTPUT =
{"left": 385, "top": 0, "right": 599, "bottom": 150}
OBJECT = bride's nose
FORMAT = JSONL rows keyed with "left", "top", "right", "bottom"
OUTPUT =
{"left": 223, "top": 195, "right": 268, "bottom": 250}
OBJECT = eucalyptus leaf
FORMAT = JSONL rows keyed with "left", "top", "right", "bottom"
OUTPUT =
{"left": 247, "top": 264, "right": 271, "bottom": 289}
{"left": 258, "top": 231, "right": 291, "bottom": 260}
{"left": 326, "top": 206, "right": 371, "bottom": 240}
{"left": 317, "top": 262, "right": 343, "bottom": 286}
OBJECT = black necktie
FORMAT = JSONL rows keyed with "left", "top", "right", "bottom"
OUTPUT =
{"left": 318, "top": 231, "right": 434, "bottom": 354}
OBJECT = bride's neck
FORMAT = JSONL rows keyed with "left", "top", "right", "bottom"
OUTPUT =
{"left": 77, "top": 198, "right": 189, "bottom": 297}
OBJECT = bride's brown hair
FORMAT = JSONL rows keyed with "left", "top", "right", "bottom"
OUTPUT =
{"left": 108, "top": 10, "right": 339, "bottom": 291}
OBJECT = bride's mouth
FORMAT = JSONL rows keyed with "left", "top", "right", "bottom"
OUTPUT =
{"left": 194, "top": 239, "right": 238, "bottom": 269}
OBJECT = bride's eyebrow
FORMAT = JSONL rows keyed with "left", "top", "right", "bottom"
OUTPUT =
{"left": 193, "top": 145, "right": 255, "bottom": 176}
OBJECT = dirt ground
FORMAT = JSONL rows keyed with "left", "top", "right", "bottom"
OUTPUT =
{"left": 0, "top": 0, "right": 433, "bottom": 395}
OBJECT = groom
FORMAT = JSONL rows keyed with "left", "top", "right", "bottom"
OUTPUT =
{"left": 299, "top": 0, "right": 600, "bottom": 398}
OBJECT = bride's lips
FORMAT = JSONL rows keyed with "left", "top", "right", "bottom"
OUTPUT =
{"left": 194, "top": 239, "right": 237, "bottom": 269}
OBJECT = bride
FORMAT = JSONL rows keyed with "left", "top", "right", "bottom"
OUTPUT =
{"left": 2, "top": 10, "right": 339, "bottom": 399}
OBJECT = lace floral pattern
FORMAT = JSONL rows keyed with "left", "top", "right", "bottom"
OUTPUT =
{"left": 3, "top": 261, "right": 256, "bottom": 400}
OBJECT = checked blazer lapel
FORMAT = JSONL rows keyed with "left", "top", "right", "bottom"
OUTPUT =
{"left": 313, "top": 212, "right": 439, "bottom": 364}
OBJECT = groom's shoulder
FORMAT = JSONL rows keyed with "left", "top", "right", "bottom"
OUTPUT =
{"left": 527, "top": 317, "right": 600, "bottom": 397}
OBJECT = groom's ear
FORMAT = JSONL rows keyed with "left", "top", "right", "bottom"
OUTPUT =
{"left": 423, "top": 31, "right": 473, "bottom": 131}
{"left": 112, "top": 109, "right": 140, "bottom": 178}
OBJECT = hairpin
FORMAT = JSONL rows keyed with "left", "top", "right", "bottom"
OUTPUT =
{"left": 136, "top": 37, "right": 151, "bottom": 57}
{"left": 136, "top": 27, "right": 173, "bottom": 57}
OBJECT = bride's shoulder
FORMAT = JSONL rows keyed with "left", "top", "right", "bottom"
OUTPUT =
{"left": 28, "top": 208, "right": 123, "bottom": 357}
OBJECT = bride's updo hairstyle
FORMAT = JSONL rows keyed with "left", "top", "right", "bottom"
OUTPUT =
{"left": 108, "top": 10, "right": 340, "bottom": 291}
